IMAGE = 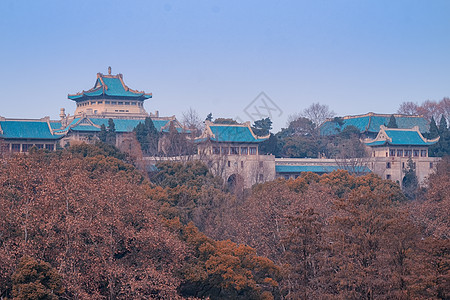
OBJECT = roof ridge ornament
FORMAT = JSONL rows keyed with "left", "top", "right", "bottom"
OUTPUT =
{"left": 108, "top": 66, "right": 111, "bottom": 75}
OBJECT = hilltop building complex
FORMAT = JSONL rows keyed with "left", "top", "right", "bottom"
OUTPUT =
{"left": 0, "top": 70, "right": 440, "bottom": 189}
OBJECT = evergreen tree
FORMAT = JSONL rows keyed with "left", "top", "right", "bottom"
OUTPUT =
{"left": 402, "top": 157, "right": 418, "bottom": 200}
{"left": 429, "top": 116, "right": 439, "bottom": 139}
{"left": 99, "top": 124, "right": 107, "bottom": 142}
{"left": 252, "top": 117, "right": 272, "bottom": 136}
{"left": 213, "top": 118, "right": 238, "bottom": 124}
{"left": 429, "top": 120, "right": 450, "bottom": 157}
{"left": 387, "top": 114, "right": 398, "bottom": 128}
{"left": 133, "top": 117, "right": 159, "bottom": 155}
{"left": 438, "top": 115, "right": 448, "bottom": 134}
{"left": 259, "top": 133, "right": 279, "bottom": 155}
{"left": 333, "top": 117, "right": 344, "bottom": 133}
{"left": 106, "top": 118, "right": 116, "bottom": 145}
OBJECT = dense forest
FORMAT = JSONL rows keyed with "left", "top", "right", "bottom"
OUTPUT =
{"left": 0, "top": 142, "right": 448, "bottom": 299}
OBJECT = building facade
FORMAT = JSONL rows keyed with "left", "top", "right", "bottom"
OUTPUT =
{"left": 363, "top": 125, "right": 440, "bottom": 183}
{"left": 196, "top": 121, "right": 275, "bottom": 188}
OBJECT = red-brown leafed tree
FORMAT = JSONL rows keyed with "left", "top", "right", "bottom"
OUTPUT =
{"left": 0, "top": 148, "right": 187, "bottom": 299}
{"left": 407, "top": 157, "right": 450, "bottom": 299}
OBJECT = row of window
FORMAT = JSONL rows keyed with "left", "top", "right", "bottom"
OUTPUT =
{"left": 226, "top": 160, "right": 264, "bottom": 168}
{"left": 386, "top": 149, "right": 427, "bottom": 157}
{"left": 213, "top": 146, "right": 257, "bottom": 155}
{"left": 5, "top": 143, "right": 55, "bottom": 153}
{"left": 386, "top": 161, "right": 433, "bottom": 169}
{"left": 77, "top": 101, "right": 143, "bottom": 107}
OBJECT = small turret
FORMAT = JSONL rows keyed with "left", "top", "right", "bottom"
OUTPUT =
{"left": 60, "top": 108, "right": 66, "bottom": 119}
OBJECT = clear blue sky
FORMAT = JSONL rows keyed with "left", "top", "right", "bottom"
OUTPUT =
{"left": 1, "top": 0, "right": 449, "bottom": 131}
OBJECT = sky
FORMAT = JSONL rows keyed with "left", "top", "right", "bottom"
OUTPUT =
{"left": 1, "top": 0, "right": 449, "bottom": 131}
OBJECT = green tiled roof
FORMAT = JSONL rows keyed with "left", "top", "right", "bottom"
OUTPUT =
{"left": 0, "top": 121, "right": 62, "bottom": 140}
{"left": 365, "top": 128, "right": 438, "bottom": 146}
{"left": 275, "top": 165, "right": 370, "bottom": 174}
{"left": 68, "top": 73, "right": 152, "bottom": 101}
{"left": 49, "top": 122, "right": 62, "bottom": 130}
{"left": 320, "top": 113, "right": 429, "bottom": 136}
{"left": 207, "top": 124, "right": 267, "bottom": 143}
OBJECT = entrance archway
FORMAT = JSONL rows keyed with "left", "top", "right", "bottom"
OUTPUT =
{"left": 227, "top": 173, "right": 244, "bottom": 194}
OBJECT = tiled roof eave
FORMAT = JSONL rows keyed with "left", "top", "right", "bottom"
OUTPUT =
{"left": 210, "top": 138, "right": 266, "bottom": 143}
{"left": 366, "top": 141, "right": 437, "bottom": 147}
{"left": 1, "top": 135, "right": 63, "bottom": 140}
{"left": 68, "top": 94, "right": 151, "bottom": 101}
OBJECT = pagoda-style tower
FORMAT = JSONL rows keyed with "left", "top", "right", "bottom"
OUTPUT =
{"left": 68, "top": 68, "right": 152, "bottom": 118}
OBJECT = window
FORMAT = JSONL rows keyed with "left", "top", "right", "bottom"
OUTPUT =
{"left": 386, "top": 174, "right": 391, "bottom": 180}
{"left": 389, "top": 149, "right": 396, "bottom": 156}
{"left": 35, "top": 144, "right": 44, "bottom": 149}
{"left": 105, "top": 101, "right": 111, "bottom": 104}
{"left": 249, "top": 147, "right": 257, "bottom": 155}
{"left": 230, "top": 147, "right": 239, "bottom": 155}
{"left": 386, "top": 162, "right": 391, "bottom": 169}
{"left": 11, "top": 144, "right": 20, "bottom": 153}
{"left": 259, "top": 161, "right": 263, "bottom": 168}
{"left": 22, "top": 144, "right": 33, "bottom": 152}
{"left": 397, "top": 149, "right": 403, "bottom": 157}
{"left": 112, "top": 101, "right": 117, "bottom": 105}
{"left": 98, "top": 101, "right": 103, "bottom": 104}
{"left": 386, "top": 152, "right": 388, "bottom": 157}
{"left": 241, "top": 147, "right": 248, "bottom": 155}
{"left": 221, "top": 147, "right": 229, "bottom": 155}
{"left": 227, "top": 161, "right": 231, "bottom": 167}
{"left": 45, "top": 144, "right": 54, "bottom": 151}
{"left": 284, "top": 175, "right": 290, "bottom": 180}
{"left": 131, "top": 102, "right": 137, "bottom": 105}
{"left": 125, "top": 102, "right": 130, "bottom": 105}
{"left": 118, "top": 102, "right": 123, "bottom": 105}
{"left": 212, "top": 147, "right": 220, "bottom": 154}
{"left": 404, "top": 150, "right": 412, "bottom": 157}
{"left": 402, "top": 162, "right": 405, "bottom": 168}
{"left": 421, "top": 150, "right": 427, "bottom": 157}
{"left": 430, "top": 162, "right": 433, "bottom": 169}
{"left": 413, "top": 150, "right": 419, "bottom": 157}
{"left": 259, "top": 174, "right": 264, "bottom": 181}
{"left": 241, "top": 161, "right": 244, "bottom": 168}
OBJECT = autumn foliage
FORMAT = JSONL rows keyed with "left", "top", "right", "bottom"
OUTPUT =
{"left": 0, "top": 144, "right": 448, "bottom": 299}
{"left": 0, "top": 148, "right": 185, "bottom": 298}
